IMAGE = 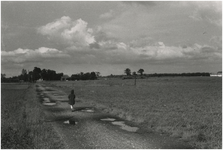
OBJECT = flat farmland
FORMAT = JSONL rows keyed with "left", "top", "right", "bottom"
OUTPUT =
{"left": 50, "top": 77, "right": 222, "bottom": 149}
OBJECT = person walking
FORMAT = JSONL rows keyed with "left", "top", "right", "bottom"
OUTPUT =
{"left": 68, "top": 89, "right": 76, "bottom": 112}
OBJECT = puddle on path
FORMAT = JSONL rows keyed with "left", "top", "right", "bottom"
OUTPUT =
{"left": 63, "top": 120, "right": 77, "bottom": 125}
{"left": 43, "top": 102, "right": 56, "bottom": 106}
{"left": 81, "top": 108, "right": 95, "bottom": 113}
{"left": 101, "top": 118, "right": 139, "bottom": 133}
{"left": 43, "top": 91, "right": 58, "bottom": 94}
{"left": 42, "top": 93, "right": 68, "bottom": 101}
{"left": 100, "top": 118, "right": 116, "bottom": 121}
{"left": 64, "top": 120, "right": 70, "bottom": 124}
{"left": 43, "top": 97, "right": 50, "bottom": 103}
{"left": 111, "top": 121, "right": 139, "bottom": 132}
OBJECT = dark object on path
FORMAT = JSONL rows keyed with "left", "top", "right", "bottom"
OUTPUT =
{"left": 68, "top": 90, "right": 76, "bottom": 111}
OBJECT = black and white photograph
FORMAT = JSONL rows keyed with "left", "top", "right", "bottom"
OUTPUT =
{"left": 1, "top": 1, "right": 222, "bottom": 149}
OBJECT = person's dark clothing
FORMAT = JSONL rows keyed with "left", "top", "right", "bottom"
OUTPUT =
{"left": 68, "top": 93, "right": 75, "bottom": 105}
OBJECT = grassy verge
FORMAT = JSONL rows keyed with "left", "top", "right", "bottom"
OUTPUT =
{"left": 1, "top": 83, "right": 34, "bottom": 148}
{"left": 1, "top": 83, "right": 66, "bottom": 149}
{"left": 49, "top": 77, "right": 222, "bottom": 149}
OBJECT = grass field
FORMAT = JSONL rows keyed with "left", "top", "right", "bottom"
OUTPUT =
{"left": 1, "top": 83, "right": 66, "bottom": 149}
{"left": 49, "top": 77, "right": 222, "bottom": 149}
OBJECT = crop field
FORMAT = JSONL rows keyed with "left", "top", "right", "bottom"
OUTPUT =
{"left": 49, "top": 77, "right": 222, "bottom": 149}
{"left": 1, "top": 83, "right": 65, "bottom": 149}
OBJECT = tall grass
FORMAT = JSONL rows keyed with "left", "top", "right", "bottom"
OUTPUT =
{"left": 1, "top": 83, "right": 66, "bottom": 149}
{"left": 1, "top": 84, "right": 34, "bottom": 148}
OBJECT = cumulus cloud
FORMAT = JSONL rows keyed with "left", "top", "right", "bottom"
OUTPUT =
{"left": 37, "top": 16, "right": 72, "bottom": 41}
{"left": 35, "top": 15, "right": 221, "bottom": 66}
{"left": 68, "top": 38, "right": 221, "bottom": 65}
{"left": 117, "top": 42, "right": 127, "bottom": 50}
{"left": 1, "top": 47, "right": 69, "bottom": 63}
{"left": 130, "top": 42, "right": 221, "bottom": 61}
{"left": 38, "top": 16, "right": 96, "bottom": 48}
{"left": 98, "top": 40, "right": 119, "bottom": 50}
{"left": 129, "top": 37, "right": 154, "bottom": 48}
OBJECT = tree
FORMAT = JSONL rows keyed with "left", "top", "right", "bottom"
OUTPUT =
{"left": 41, "top": 69, "right": 48, "bottom": 80}
{"left": 20, "top": 69, "right": 28, "bottom": 81}
{"left": 71, "top": 74, "right": 80, "bottom": 80}
{"left": 28, "top": 71, "right": 33, "bottom": 82}
{"left": 55, "top": 73, "right": 63, "bottom": 80}
{"left": 47, "top": 69, "right": 56, "bottom": 80}
{"left": 90, "top": 72, "right": 97, "bottom": 80}
{"left": 137, "top": 68, "right": 144, "bottom": 76}
{"left": 79, "top": 72, "right": 83, "bottom": 80}
{"left": 82, "top": 72, "right": 91, "bottom": 80}
{"left": 1, "top": 73, "right": 6, "bottom": 79}
{"left": 124, "top": 68, "right": 131, "bottom": 76}
{"left": 33, "top": 67, "right": 42, "bottom": 81}
{"left": 22, "top": 69, "right": 27, "bottom": 75}
{"left": 1, "top": 73, "right": 6, "bottom": 82}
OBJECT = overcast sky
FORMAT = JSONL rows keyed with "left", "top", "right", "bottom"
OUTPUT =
{"left": 1, "top": 1, "right": 222, "bottom": 77}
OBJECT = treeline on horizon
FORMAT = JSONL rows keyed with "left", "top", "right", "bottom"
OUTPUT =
{"left": 1, "top": 66, "right": 212, "bottom": 83}
{"left": 1, "top": 67, "right": 98, "bottom": 83}
{"left": 107, "top": 72, "right": 211, "bottom": 79}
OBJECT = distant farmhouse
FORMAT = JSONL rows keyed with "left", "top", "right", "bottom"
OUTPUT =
{"left": 61, "top": 75, "right": 70, "bottom": 81}
{"left": 210, "top": 71, "right": 222, "bottom": 77}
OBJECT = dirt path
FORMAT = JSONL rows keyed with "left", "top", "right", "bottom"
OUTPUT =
{"left": 36, "top": 84, "right": 193, "bottom": 149}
